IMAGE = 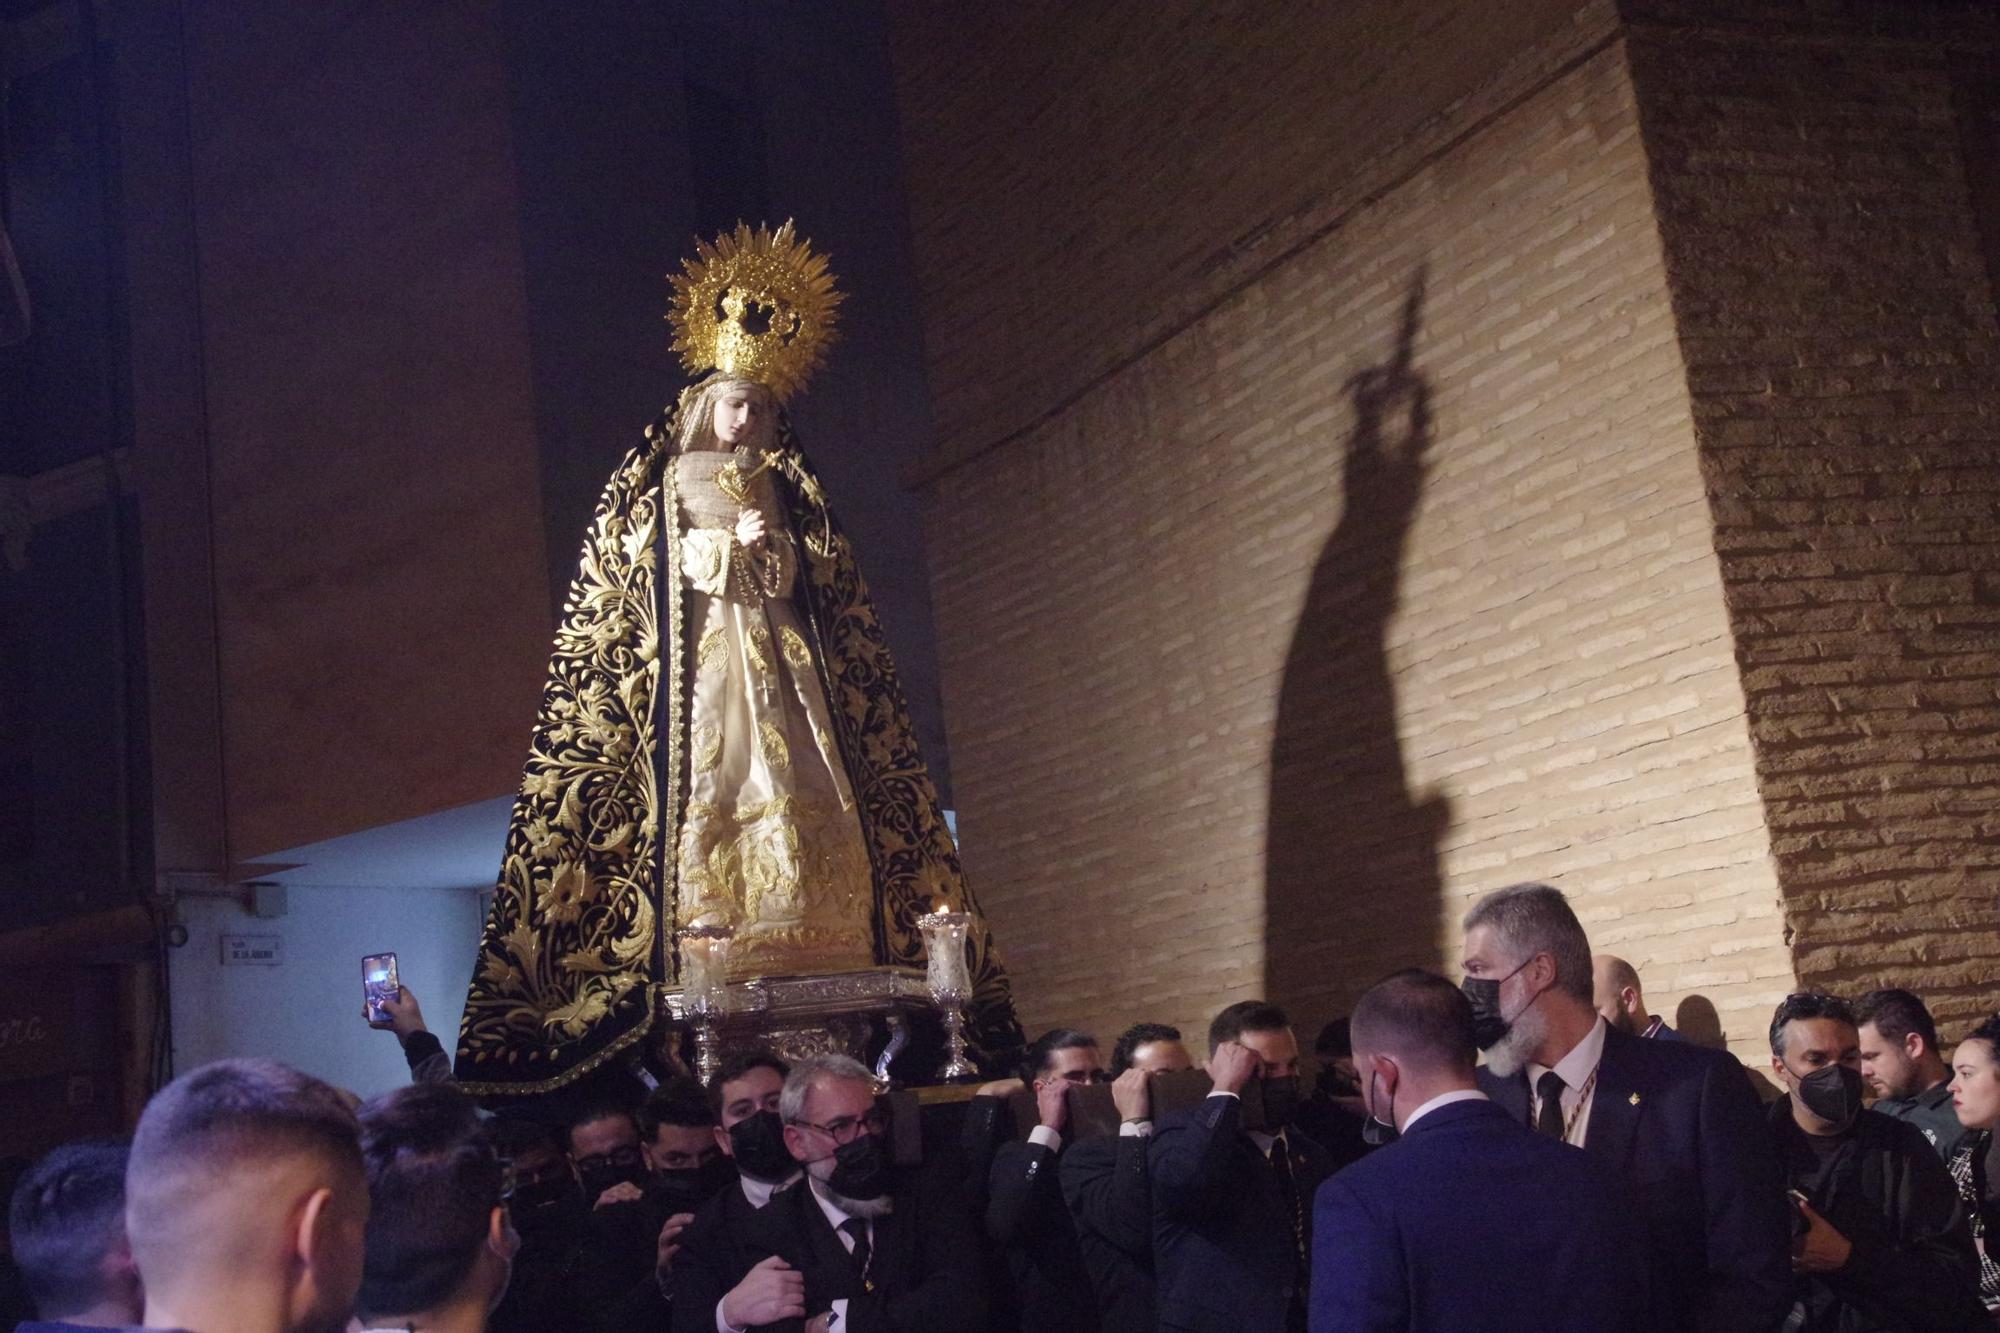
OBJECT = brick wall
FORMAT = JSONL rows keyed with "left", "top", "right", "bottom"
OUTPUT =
{"left": 905, "top": 13, "right": 1797, "bottom": 1058}
{"left": 888, "top": 0, "right": 1625, "bottom": 466}
{"left": 1626, "top": 3, "right": 2000, "bottom": 1037}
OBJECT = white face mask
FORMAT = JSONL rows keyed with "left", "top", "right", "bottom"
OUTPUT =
{"left": 1361, "top": 1065, "right": 1399, "bottom": 1146}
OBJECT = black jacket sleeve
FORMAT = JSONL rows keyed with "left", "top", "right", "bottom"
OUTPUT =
{"left": 985, "top": 1138, "right": 1057, "bottom": 1244}
{"left": 1822, "top": 1122, "right": 1987, "bottom": 1332}
{"left": 1061, "top": 1133, "right": 1151, "bottom": 1260}
{"left": 670, "top": 1196, "right": 767, "bottom": 1333}
{"left": 1150, "top": 1095, "right": 1243, "bottom": 1221}
{"left": 1694, "top": 1051, "right": 1794, "bottom": 1333}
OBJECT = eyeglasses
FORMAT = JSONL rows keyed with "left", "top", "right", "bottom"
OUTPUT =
{"left": 789, "top": 1106, "right": 889, "bottom": 1145}
{"left": 572, "top": 1145, "right": 643, "bottom": 1173}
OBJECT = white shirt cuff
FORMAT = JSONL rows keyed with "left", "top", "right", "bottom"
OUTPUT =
{"left": 716, "top": 1299, "right": 745, "bottom": 1333}
{"left": 1208, "top": 1089, "right": 1240, "bottom": 1100}
{"left": 1028, "top": 1124, "right": 1063, "bottom": 1152}
{"left": 832, "top": 1297, "right": 849, "bottom": 1325}
{"left": 1119, "top": 1118, "right": 1154, "bottom": 1137}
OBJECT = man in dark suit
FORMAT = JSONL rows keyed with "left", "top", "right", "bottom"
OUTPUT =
{"left": 1311, "top": 969, "right": 1647, "bottom": 1331}
{"left": 1466, "top": 882, "right": 1791, "bottom": 1333}
{"left": 1594, "top": 954, "right": 1684, "bottom": 1041}
{"left": 985, "top": 1028, "right": 1105, "bottom": 1331}
{"left": 669, "top": 1050, "right": 798, "bottom": 1333}
{"left": 1152, "top": 1001, "right": 1334, "bottom": 1333}
{"left": 1062, "top": 1022, "right": 1194, "bottom": 1333}
{"left": 713, "top": 1052, "right": 988, "bottom": 1333}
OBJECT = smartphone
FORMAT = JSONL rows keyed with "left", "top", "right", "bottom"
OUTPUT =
{"left": 363, "top": 952, "right": 400, "bottom": 1024}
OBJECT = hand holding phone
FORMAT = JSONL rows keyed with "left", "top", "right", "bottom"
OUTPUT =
{"left": 363, "top": 952, "right": 400, "bottom": 1026}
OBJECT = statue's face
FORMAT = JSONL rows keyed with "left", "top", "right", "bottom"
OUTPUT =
{"left": 710, "top": 384, "right": 771, "bottom": 449}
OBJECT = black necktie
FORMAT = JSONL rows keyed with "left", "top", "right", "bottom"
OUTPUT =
{"left": 839, "top": 1216, "right": 872, "bottom": 1285}
{"left": 1535, "top": 1070, "right": 1568, "bottom": 1139}
{"left": 1268, "top": 1140, "right": 1304, "bottom": 1260}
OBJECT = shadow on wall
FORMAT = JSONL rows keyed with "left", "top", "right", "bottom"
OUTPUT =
{"left": 1266, "top": 268, "right": 1450, "bottom": 1039}
{"left": 1675, "top": 993, "right": 1727, "bottom": 1051}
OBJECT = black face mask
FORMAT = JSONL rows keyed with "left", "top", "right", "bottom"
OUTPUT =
{"left": 507, "top": 1175, "right": 584, "bottom": 1241}
{"left": 1461, "top": 957, "right": 1534, "bottom": 1051}
{"left": 1360, "top": 1069, "right": 1399, "bottom": 1147}
{"left": 728, "top": 1110, "right": 797, "bottom": 1183}
{"left": 1259, "top": 1074, "right": 1303, "bottom": 1129}
{"left": 578, "top": 1158, "right": 647, "bottom": 1205}
{"left": 1790, "top": 1063, "right": 1865, "bottom": 1127}
{"left": 824, "top": 1132, "right": 893, "bottom": 1202}
{"left": 652, "top": 1154, "right": 737, "bottom": 1213}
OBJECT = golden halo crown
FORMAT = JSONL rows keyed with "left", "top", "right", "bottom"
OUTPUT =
{"left": 667, "top": 220, "right": 842, "bottom": 403}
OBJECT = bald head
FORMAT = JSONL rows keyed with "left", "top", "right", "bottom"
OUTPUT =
{"left": 1592, "top": 955, "right": 1650, "bottom": 1035}
{"left": 128, "top": 1059, "right": 368, "bottom": 1333}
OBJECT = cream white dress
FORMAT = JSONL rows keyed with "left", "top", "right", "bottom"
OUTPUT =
{"left": 672, "top": 446, "right": 875, "bottom": 976}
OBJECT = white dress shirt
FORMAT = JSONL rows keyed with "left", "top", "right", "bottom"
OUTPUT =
{"left": 1526, "top": 1015, "right": 1607, "bottom": 1147}
{"left": 740, "top": 1168, "right": 801, "bottom": 1209}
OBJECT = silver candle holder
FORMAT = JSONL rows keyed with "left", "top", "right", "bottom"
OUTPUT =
{"left": 677, "top": 924, "right": 736, "bottom": 1084}
{"left": 917, "top": 906, "right": 978, "bottom": 1082}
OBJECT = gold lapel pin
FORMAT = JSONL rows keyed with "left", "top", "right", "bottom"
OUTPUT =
{"left": 1628, "top": 1092, "right": 1641, "bottom": 1106}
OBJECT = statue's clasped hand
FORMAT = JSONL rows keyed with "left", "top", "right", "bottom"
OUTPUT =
{"left": 736, "top": 508, "right": 768, "bottom": 549}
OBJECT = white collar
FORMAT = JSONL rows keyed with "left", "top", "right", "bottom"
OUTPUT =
{"left": 1401, "top": 1088, "right": 1487, "bottom": 1134}
{"left": 741, "top": 1169, "right": 800, "bottom": 1209}
{"left": 1247, "top": 1126, "right": 1288, "bottom": 1156}
{"left": 1530, "top": 1015, "right": 1608, "bottom": 1092}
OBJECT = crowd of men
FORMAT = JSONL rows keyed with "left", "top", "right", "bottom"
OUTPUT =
{"left": 5, "top": 881, "right": 1999, "bottom": 1333}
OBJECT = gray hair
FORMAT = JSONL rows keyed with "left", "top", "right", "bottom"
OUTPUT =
{"left": 1462, "top": 882, "right": 1593, "bottom": 1002}
{"left": 778, "top": 1052, "right": 876, "bottom": 1125}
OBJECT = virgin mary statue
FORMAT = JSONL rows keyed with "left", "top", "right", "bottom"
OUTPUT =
{"left": 453, "top": 222, "right": 1021, "bottom": 1094}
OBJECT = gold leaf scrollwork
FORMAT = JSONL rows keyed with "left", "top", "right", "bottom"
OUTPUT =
{"left": 747, "top": 627, "right": 775, "bottom": 677}
{"left": 780, "top": 626, "right": 813, "bottom": 672}
{"left": 693, "top": 724, "right": 723, "bottom": 774}
{"left": 698, "top": 625, "right": 728, "bottom": 674}
{"left": 758, "top": 720, "right": 791, "bottom": 770}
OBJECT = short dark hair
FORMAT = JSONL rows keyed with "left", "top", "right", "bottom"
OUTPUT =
{"left": 1854, "top": 988, "right": 1939, "bottom": 1055}
{"left": 357, "top": 1085, "right": 501, "bottom": 1318}
{"left": 564, "top": 1098, "right": 638, "bottom": 1153}
{"left": 8, "top": 1140, "right": 129, "bottom": 1318}
{"left": 638, "top": 1076, "right": 716, "bottom": 1137}
{"left": 1025, "top": 1027, "right": 1100, "bottom": 1078}
{"left": 1769, "top": 992, "right": 1857, "bottom": 1059}
{"left": 1208, "top": 1001, "right": 1290, "bottom": 1054}
{"left": 1463, "top": 883, "right": 1594, "bottom": 1003}
{"left": 1110, "top": 1022, "right": 1182, "bottom": 1076}
{"left": 1350, "top": 971, "right": 1476, "bottom": 1075}
{"left": 486, "top": 1114, "right": 561, "bottom": 1164}
{"left": 707, "top": 1049, "right": 790, "bottom": 1115}
{"left": 126, "top": 1060, "right": 362, "bottom": 1273}
{"left": 1314, "top": 1018, "right": 1352, "bottom": 1059}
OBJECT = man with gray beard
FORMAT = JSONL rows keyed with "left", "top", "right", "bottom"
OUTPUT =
{"left": 714, "top": 1054, "right": 987, "bottom": 1333}
{"left": 1462, "top": 882, "right": 1790, "bottom": 1333}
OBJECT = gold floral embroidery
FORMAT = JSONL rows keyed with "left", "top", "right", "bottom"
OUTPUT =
{"left": 747, "top": 627, "right": 776, "bottom": 677}
{"left": 758, "top": 720, "right": 791, "bottom": 770}
{"left": 686, "top": 534, "right": 728, "bottom": 588}
{"left": 698, "top": 625, "right": 728, "bottom": 674}
{"left": 693, "top": 723, "right": 723, "bottom": 774}
{"left": 780, "top": 626, "right": 813, "bottom": 671}
{"left": 538, "top": 862, "right": 593, "bottom": 925}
